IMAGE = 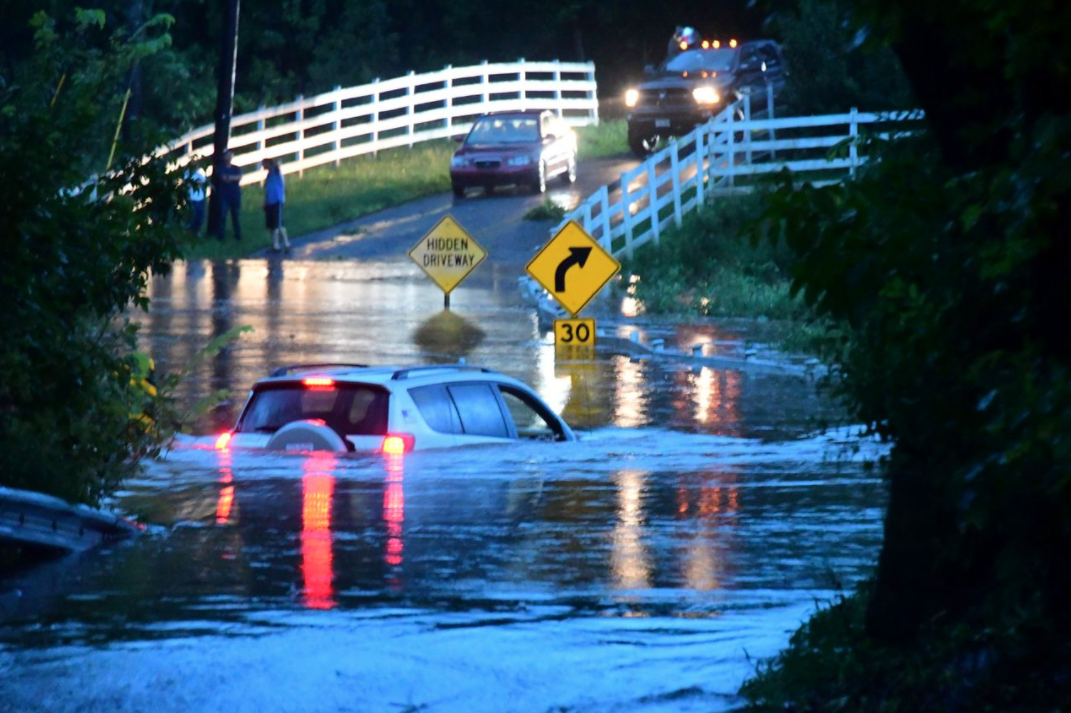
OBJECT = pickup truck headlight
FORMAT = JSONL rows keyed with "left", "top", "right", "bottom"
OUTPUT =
{"left": 506, "top": 155, "right": 532, "bottom": 167}
{"left": 625, "top": 88, "right": 640, "bottom": 108}
{"left": 692, "top": 86, "right": 720, "bottom": 104}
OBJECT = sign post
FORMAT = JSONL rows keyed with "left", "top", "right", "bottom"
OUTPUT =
{"left": 409, "top": 215, "right": 487, "bottom": 309}
{"left": 526, "top": 221, "right": 620, "bottom": 349}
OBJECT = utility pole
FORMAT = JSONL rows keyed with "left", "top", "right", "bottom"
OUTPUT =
{"left": 208, "top": 0, "right": 240, "bottom": 237}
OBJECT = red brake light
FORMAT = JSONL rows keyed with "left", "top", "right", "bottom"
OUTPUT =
{"left": 381, "top": 434, "right": 415, "bottom": 455}
{"left": 303, "top": 377, "right": 335, "bottom": 389}
{"left": 215, "top": 431, "right": 232, "bottom": 449}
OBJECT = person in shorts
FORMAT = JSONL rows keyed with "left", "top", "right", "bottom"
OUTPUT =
{"left": 262, "top": 158, "right": 291, "bottom": 252}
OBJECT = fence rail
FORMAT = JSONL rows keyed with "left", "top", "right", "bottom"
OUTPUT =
{"left": 161, "top": 60, "right": 598, "bottom": 184}
{"left": 523, "top": 99, "right": 922, "bottom": 316}
{"left": 553, "top": 99, "right": 923, "bottom": 263}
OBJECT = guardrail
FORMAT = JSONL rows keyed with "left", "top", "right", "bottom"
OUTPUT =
{"left": 161, "top": 60, "right": 599, "bottom": 184}
{"left": 552, "top": 98, "right": 922, "bottom": 262}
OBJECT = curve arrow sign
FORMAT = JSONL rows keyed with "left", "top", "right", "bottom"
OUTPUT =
{"left": 554, "top": 247, "right": 592, "bottom": 292}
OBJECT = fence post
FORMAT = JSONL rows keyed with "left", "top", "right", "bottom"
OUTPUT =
{"left": 444, "top": 65, "right": 453, "bottom": 135}
{"left": 333, "top": 86, "right": 341, "bottom": 168}
{"left": 407, "top": 70, "right": 416, "bottom": 149}
{"left": 727, "top": 108, "right": 735, "bottom": 189}
{"left": 767, "top": 81, "right": 777, "bottom": 160}
{"left": 256, "top": 107, "right": 265, "bottom": 157}
{"left": 744, "top": 92, "right": 752, "bottom": 166}
{"left": 696, "top": 128, "right": 705, "bottom": 205}
{"left": 372, "top": 78, "right": 380, "bottom": 159}
{"left": 599, "top": 187, "right": 611, "bottom": 252}
{"left": 622, "top": 175, "right": 635, "bottom": 260}
{"left": 553, "top": 60, "right": 562, "bottom": 118}
{"left": 295, "top": 95, "right": 305, "bottom": 177}
{"left": 518, "top": 58, "right": 526, "bottom": 112}
{"left": 589, "top": 63, "right": 600, "bottom": 125}
{"left": 481, "top": 60, "right": 489, "bottom": 109}
{"left": 849, "top": 107, "right": 859, "bottom": 177}
{"left": 647, "top": 160, "right": 661, "bottom": 246}
{"left": 670, "top": 141, "right": 683, "bottom": 228}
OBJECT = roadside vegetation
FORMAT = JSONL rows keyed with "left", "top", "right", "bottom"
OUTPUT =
{"left": 0, "top": 12, "right": 187, "bottom": 505}
{"left": 577, "top": 118, "right": 628, "bottom": 159}
{"left": 618, "top": 194, "right": 826, "bottom": 354}
{"left": 737, "top": 1, "right": 1071, "bottom": 711}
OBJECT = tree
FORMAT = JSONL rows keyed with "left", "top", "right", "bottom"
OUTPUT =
{"left": 0, "top": 9, "right": 186, "bottom": 505}
{"left": 744, "top": 0, "right": 1071, "bottom": 709}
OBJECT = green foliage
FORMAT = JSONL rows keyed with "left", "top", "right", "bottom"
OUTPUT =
{"left": 0, "top": 11, "right": 186, "bottom": 505}
{"left": 621, "top": 194, "right": 815, "bottom": 321}
{"left": 576, "top": 119, "right": 628, "bottom": 159}
{"left": 523, "top": 199, "right": 568, "bottom": 222}
{"left": 741, "top": 0, "right": 1071, "bottom": 708}
{"left": 769, "top": 0, "right": 913, "bottom": 114}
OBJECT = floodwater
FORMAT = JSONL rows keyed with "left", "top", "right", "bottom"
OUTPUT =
{"left": 0, "top": 257, "right": 885, "bottom": 713}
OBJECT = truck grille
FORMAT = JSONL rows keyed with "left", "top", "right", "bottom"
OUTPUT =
{"left": 638, "top": 88, "right": 693, "bottom": 108}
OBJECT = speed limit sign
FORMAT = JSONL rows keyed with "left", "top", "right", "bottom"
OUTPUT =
{"left": 554, "top": 318, "right": 596, "bottom": 347}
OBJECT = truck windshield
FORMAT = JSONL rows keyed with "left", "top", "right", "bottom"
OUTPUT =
{"left": 664, "top": 48, "right": 737, "bottom": 74}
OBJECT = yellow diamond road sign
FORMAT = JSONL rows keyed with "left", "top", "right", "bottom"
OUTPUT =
{"left": 409, "top": 215, "right": 487, "bottom": 294}
{"left": 526, "top": 221, "right": 620, "bottom": 316}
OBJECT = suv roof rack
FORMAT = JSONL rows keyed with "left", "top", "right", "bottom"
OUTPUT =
{"left": 390, "top": 365, "right": 493, "bottom": 381}
{"left": 270, "top": 363, "right": 369, "bottom": 377}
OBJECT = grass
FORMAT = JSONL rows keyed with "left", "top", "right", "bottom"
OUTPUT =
{"left": 184, "top": 121, "right": 629, "bottom": 261}
{"left": 576, "top": 119, "right": 628, "bottom": 159}
{"left": 618, "top": 192, "right": 828, "bottom": 353}
{"left": 184, "top": 141, "right": 454, "bottom": 260}
{"left": 523, "top": 198, "right": 568, "bottom": 222}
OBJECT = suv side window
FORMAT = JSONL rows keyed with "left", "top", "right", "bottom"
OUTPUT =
{"left": 498, "top": 386, "right": 564, "bottom": 441}
{"left": 409, "top": 385, "right": 462, "bottom": 434}
{"left": 448, "top": 383, "right": 509, "bottom": 437}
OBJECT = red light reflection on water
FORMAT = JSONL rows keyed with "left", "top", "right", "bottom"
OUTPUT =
{"left": 301, "top": 453, "right": 337, "bottom": 610}
{"left": 383, "top": 454, "right": 405, "bottom": 584}
{"left": 216, "top": 451, "right": 235, "bottom": 525}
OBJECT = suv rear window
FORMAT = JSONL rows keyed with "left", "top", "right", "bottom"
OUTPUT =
{"left": 237, "top": 383, "right": 389, "bottom": 436}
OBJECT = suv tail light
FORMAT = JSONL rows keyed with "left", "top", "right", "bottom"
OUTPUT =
{"left": 303, "top": 377, "right": 335, "bottom": 389}
{"left": 380, "top": 433, "right": 415, "bottom": 454}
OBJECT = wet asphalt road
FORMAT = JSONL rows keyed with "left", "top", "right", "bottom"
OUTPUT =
{"left": 279, "top": 157, "right": 637, "bottom": 263}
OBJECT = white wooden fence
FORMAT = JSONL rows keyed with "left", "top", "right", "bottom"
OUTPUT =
{"left": 553, "top": 98, "right": 923, "bottom": 262}
{"left": 161, "top": 60, "right": 599, "bottom": 184}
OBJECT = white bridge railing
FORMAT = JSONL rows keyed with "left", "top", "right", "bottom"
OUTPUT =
{"left": 553, "top": 98, "right": 922, "bottom": 262}
{"left": 162, "top": 60, "right": 598, "bottom": 184}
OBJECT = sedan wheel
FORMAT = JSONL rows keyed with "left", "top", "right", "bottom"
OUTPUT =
{"left": 561, "top": 154, "right": 577, "bottom": 184}
{"left": 534, "top": 161, "right": 547, "bottom": 194}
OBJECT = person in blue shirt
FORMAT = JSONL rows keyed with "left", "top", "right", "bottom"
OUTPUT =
{"left": 215, "top": 150, "right": 243, "bottom": 241}
{"left": 262, "top": 158, "right": 291, "bottom": 252}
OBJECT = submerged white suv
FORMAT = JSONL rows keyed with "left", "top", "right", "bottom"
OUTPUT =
{"left": 218, "top": 363, "right": 576, "bottom": 453}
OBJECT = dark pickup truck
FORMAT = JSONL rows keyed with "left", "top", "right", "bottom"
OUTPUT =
{"left": 625, "top": 39, "right": 786, "bottom": 157}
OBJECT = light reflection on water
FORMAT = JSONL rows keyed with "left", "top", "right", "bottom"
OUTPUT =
{"left": 142, "top": 259, "right": 837, "bottom": 440}
{"left": 0, "top": 257, "right": 879, "bottom": 712}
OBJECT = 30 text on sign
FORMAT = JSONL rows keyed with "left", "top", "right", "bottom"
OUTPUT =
{"left": 525, "top": 221, "right": 620, "bottom": 316}
{"left": 408, "top": 215, "right": 487, "bottom": 295}
{"left": 554, "top": 318, "right": 596, "bottom": 347}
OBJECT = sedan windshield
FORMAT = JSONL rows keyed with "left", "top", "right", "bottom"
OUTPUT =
{"left": 664, "top": 48, "right": 737, "bottom": 74}
{"left": 467, "top": 117, "right": 539, "bottom": 145}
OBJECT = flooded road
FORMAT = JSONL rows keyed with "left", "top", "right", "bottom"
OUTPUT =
{"left": 0, "top": 252, "right": 885, "bottom": 712}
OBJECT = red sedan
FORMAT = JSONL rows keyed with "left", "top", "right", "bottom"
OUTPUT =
{"left": 450, "top": 110, "right": 577, "bottom": 198}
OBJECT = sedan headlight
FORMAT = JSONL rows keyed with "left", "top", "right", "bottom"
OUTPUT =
{"left": 692, "top": 86, "right": 720, "bottom": 104}
{"left": 450, "top": 155, "right": 469, "bottom": 168}
{"left": 625, "top": 88, "right": 640, "bottom": 108}
{"left": 506, "top": 155, "right": 532, "bottom": 167}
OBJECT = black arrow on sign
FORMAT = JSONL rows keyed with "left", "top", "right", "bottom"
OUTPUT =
{"left": 554, "top": 247, "right": 592, "bottom": 292}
